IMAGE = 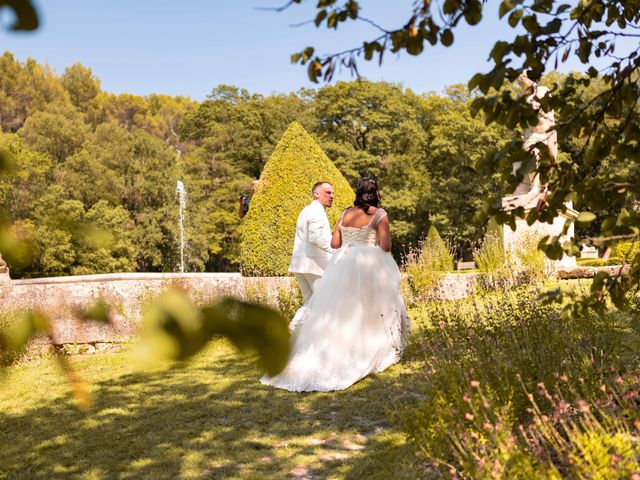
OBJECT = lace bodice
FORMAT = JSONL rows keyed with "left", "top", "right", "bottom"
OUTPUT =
{"left": 339, "top": 208, "right": 386, "bottom": 247}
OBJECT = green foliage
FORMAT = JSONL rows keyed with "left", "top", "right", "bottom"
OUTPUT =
{"left": 0, "top": 310, "right": 27, "bottom": 366}
{"left": 613, "top": 240, "right": 640, "bottom": 262}
{"left": 19, "top": 111, "right": 89, "bottom": 163}
{"left": 313, "top": 80, "right": 432, "bottom": 252}
{"left": 420, "top": 87, "right": 504, "bottom": 245}
{"left": 180, "top": 85, "right": 311, "bottom": 178}
{"left": 426, "top": 225, "right": 453, "bottom": 271}
{"left": 0, "top": 52, "right": 71, "bottom": 132}
{"left": 61, "top": 63, "right": 101, "bottom": 109}
{"left": 240, "top": 121, "right": 354, "bottom": 276}
{"left": 577, "top": 257, "right": 622, "bottom": 267}
{"left": 72, "top": 200, "right": 137, "bottom": 275}
{"left": 131, "top": 289, "right": 292, "bottom": 375}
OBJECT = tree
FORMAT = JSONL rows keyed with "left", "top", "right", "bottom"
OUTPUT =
{"left": 180, "top": 85, "right": 312, "bottom": 178}
{"left": 18, "top": 111, "right": 89, "bottom": 163}
{"left": 61, "top": 63, "right": 101, "bottom": 110}
{"left": 73, "top": 200, "right": 136, "bottom": 275}
{"left": 0, "top": 52, "right": 71, "bottom": 132}
{"left": 0, "top": 133, "right": 52, "bottom": 221}
{"left": 283, "top": 0, "right": 640, "bottom": 310}
{"left": 144, "top": 94, "right": 198, "bottom": 146}
{"left": 312, "top": 80, "right": 431, "bottom": 253}
{"left": 420, "top": 86, "right": 505, "bottom": 255}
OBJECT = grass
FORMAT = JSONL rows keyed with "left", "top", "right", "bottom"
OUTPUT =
{"left": 0, "top": 340, "right": 424, "bottom": 480}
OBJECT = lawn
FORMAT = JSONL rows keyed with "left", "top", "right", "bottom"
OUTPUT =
{"left": 0, "top": 339, "right": 424, "bottom": 480}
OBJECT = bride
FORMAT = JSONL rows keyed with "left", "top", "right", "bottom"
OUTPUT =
{"left": 261, "top": 178, "right": 411, "bottom": 392}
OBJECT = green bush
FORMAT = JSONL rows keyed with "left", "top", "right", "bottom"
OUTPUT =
{"left": 403, "top": 226, "right": 453, "bottom": 302}
{"left": 426, "top": 225, "right": 453, "bottom": 271}
{"left": 240, "top": 121, "right": 354, "bottom": 276}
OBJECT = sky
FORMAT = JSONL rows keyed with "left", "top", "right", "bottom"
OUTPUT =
{"left": 0, "top": 1, "right": 593, "bottom": 100}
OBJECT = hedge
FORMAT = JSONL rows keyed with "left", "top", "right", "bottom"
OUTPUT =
{"left": 240, "top": 121, "right": 354, "bottom": 276}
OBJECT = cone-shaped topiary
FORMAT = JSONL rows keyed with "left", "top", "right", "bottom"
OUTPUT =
{"left": 240, "top": 121, "right": 354, "bottom": 276}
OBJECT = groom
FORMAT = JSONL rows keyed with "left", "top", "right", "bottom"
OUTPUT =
{"left": 289, "top": 181, "right": 334, "bottom": 303}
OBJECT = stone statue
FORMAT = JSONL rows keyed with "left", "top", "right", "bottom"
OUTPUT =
{"left": 502, "top": 71, "right": 558, "bottom": 211}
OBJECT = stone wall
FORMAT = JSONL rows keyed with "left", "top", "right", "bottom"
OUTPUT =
{"left": 0, "top": 273, "right": 295, "bottom": 345}
{"left": 0, "top": 267, "right": 608, "bottom": 346}
{"left": 0, "top": 271, "right": 481, "bottom": 345}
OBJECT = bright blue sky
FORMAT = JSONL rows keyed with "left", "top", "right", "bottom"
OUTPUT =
{"left": 0, "top": 1, "right": 592, "bottom": 100}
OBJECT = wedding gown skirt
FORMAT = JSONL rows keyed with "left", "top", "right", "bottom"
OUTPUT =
{"left": 261, "top": 220, "right": 410, "bottom": 392}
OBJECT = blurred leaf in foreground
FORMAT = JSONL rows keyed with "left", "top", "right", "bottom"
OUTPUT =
{"left": 202, "top": 298, "right": 290, "bottom": 376}
{"left": 136, "top": 289, "right": 290, "bottom": 375}
{"left": 0, "top": 0, "right": 39, "bottom": 31}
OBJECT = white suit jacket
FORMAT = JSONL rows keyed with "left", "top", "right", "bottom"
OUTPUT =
{"left": 288, "top": 200, "right": 333, "bottom": 275}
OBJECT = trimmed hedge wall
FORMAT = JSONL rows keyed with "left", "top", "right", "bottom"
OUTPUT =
{"left": 240, "top": 121, "right": 354, "bottom": 276}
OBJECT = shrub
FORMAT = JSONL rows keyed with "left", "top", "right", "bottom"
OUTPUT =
{"left": 403, "top": 226, "right": 453, "bottom": 302}
{"left": 426, "top": 225, "right": 453, "bottom": 271}
{"left": 240, "top": 121, "right": 354, "bottom": 276}
{"left": 577, "top": 257, "right": 622, "bottom": 267}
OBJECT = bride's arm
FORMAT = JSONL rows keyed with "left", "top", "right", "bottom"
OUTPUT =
{"left": 330, "top": 224, "right": 342, "bottom": 249}
{"left": 377, "top": 215, "right": 392, "bottom": 252}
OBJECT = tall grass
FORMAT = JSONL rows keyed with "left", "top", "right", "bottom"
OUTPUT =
{"left": 474, "top": 232, "right": 513, "bottom": 290}
{"left": 475, "top": 223, "right": 550, "bottom": 290}
{"left": 403, "top": 226, "right": 454, "bottom": 303}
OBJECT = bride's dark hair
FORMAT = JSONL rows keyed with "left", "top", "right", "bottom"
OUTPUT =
{"left": 354, "top": 178, "right": 380, "bottom": 213}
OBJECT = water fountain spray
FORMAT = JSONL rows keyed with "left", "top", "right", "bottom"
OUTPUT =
{"left": 176, "top": 180, "right": 186, "bottom": 273}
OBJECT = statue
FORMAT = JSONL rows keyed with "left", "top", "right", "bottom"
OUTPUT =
{"left": 502, "top": 71, "right": 558, "bottom": 211}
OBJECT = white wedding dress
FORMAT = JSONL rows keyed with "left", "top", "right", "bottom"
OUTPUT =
{"left": 261, "top": 208, "right": 411, "bottom": 392}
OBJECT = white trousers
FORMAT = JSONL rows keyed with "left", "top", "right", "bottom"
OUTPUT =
{"left": 294, "top": 273, "right": 322, "bottom": 304}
